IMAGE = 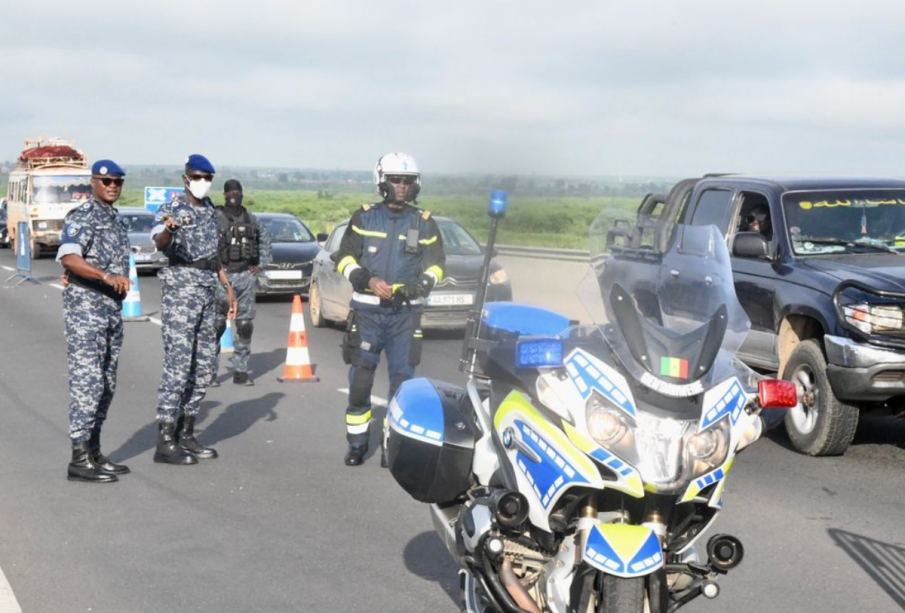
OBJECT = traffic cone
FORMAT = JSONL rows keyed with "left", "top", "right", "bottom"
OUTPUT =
{"left": 122, "top": 253, "right": 149, "bottom": 322}
{"left": 220, "top": 319, "right": 235, "bottom": 354}
{"left": 277, "top": 294, "right": 319, "bottom": 383}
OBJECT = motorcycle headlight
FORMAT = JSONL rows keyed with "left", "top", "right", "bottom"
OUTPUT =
{"left": 489, "top": 268, "right": 509, "bottom": 285}
{"left": 843, "top": 303, "right": 904, "bottom": 334}
{"left": 585, "top": 393, "right": 638, "bottom": 467}
{"left": 687, "top": 416, "right": 731, "bottom": 481}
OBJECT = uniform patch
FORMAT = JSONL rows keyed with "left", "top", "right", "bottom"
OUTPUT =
{"left": 368, "top": 245, "right": 378, "bottom": 253}
{"left": 66, "top": 224, "right": 82, "bottom": 237}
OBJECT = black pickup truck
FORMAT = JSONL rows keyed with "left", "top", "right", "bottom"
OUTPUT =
{"left": 607, "top": 175, "right": 905, "bottom": 456}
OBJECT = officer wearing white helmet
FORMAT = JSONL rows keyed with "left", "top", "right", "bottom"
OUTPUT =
{"left": 334, "top": 153, "right": 446, "bottom": 466}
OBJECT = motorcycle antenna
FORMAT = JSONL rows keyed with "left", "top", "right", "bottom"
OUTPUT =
{"left": 460, "top": 190, "right": 508, "bottom": 377}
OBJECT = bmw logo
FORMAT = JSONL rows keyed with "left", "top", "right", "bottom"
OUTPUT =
{"left": 502, "top": 428, "right": 513, "bottom": 448}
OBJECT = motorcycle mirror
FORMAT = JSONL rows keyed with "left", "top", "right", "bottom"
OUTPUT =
{"left": 757, "top": 379, "right": 798, "bottom": 408}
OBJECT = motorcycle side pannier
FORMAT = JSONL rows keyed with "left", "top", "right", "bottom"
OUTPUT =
{"left": 386, "top": 378, "right": 477, "bottom": 503}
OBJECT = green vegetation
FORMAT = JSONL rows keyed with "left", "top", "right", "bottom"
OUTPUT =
{"left": 1, "top": 170, "right": 653, "bottom": 250}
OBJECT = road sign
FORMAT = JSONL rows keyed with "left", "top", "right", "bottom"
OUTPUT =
{"left": 144, "top": 186, "right": 183, "bottom": 214}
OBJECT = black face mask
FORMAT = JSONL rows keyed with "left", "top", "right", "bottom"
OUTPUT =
{"left": 225, "top": 194, "right": 244, "bottom": 208}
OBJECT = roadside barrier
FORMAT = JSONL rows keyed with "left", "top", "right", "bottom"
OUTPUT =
{"left": 220, "top": 320, "right": 235, "bottom": 354}
{"left": 277, "top": 294, "right": 319, "bottom": 383}
{"left": 6, "top": 222, "right": 39, "bottom": 286}
{"left": 122, "top": 253, "right": 149, "bottom": 322}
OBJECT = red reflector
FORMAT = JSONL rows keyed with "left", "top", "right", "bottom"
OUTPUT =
{"left": 758, "top": 379, "right": 798, "bottom": 408}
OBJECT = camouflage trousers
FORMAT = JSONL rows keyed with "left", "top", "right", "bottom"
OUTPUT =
{"left": 156, "top": 280, "right": 219, "bottom": 422}
{"left": 63, "top": 286, "right": 124, "bottom": 443}
{"left": 214, "top": 269, "right": 258, "bottom": 374}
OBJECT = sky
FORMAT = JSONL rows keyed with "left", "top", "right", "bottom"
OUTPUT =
{"left": 2, "top": 0, "right": 905, "bottom": 177}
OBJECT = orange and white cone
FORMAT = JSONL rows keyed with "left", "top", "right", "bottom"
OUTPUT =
{"left": 277, "top": 294, "right": 319, "bottom": 383}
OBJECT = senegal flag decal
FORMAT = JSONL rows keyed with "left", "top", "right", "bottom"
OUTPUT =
{"left": 660, "top": 357, "right": 689, "bottom": 380}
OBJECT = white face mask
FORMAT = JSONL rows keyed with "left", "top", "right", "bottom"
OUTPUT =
{"left": 187, "top": 179, "right": 212, "bottom": 200}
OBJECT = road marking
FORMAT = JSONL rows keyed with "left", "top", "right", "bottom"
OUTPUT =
{"left": 1, "top": 266, "right": 13, "bottom": 271}
{"left": 148, "top": 316, "right": 162, "bottom": 326}
{"left": 0, "top": 565, "right": 23, "bottom": 613}
{"left": 42, "top": 280, "right": 163, "bottom": 327}
{"left": 49, "top": 283, "right": 64, "bottom": 290}
{"left": 337, "top": 388, "right": 389, "bottom": 407}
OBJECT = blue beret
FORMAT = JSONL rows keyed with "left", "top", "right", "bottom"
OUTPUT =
{"left": 185, "top": 153, "right": 215, "bottom": 174}
{"left": 91, "top": 159, "right": 125, "bottom": 177}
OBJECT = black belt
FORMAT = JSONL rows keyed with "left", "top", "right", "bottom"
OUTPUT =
{"left": 67, "top": 273, "right": 126, "bottom": 302}
{"left": 169, "top": 257, "right": 221, "bottom": 271}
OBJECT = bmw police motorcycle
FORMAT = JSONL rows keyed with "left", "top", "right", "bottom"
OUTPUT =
{"left": 386, "top": 193, "right": 797, "bottom": 613}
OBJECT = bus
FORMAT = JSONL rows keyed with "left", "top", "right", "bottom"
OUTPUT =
{"left": 6, "top": 138, "right": 92, "bottom": 258}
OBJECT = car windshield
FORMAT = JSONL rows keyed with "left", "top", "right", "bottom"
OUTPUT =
{"left": 783, "top": 189, "right": 905, "bottom": 255}
{"left": 263, "top": 217, "right": 315, "bottom": 243}
{"left": 31, "top": 175, "right": 92, "bottom": 204}
{"left": 122, "top": 213, "right": 155, "bottom": 233}
{"left": 438, "top": 220, "right": 483, "bottom": 256}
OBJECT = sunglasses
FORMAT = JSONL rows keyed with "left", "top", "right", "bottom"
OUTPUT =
{"left": 186, "top": 173, "right": 214, "bottom": 182}
{"left": 746, "top": 213, "right": 766, "bottom": 223}
{"left": 386, "top": 175, "right": 415, "bottom": 185}
{"left": 95, "top": 177, "right": 125, "bottom": 187}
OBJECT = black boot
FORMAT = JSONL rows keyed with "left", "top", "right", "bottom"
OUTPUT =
{"left": 344, "top": 444, "right": 367, "bottom": 466}
{"left": 154, "top": 422, "right": 198, "bottom": 465}
{"left": 233, "top": 372, "right": 254, "bottom": 386}
{"left": 89, "top": 429, "right": 130, "bottom": 475}
{"left": 68, "top": 441, "right": 118, "bottom": 483}
{"left": 177, "top": 415, "right": 218, "bottom": 460}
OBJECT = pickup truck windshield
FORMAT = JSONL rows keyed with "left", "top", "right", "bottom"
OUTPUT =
{"left": 783, "top": 189, "right": 905, "bottom": 255}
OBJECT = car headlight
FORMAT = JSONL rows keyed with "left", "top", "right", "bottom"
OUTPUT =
{"left": 489, "top": 268, "right": 509, "bottom": 285}
{"left": 843, "top": 303, "right": 904, "bottom": 334}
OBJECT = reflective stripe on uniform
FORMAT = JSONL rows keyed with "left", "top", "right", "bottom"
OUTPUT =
{"left": 425, "top": 265, "right": 443, "bottom": 283}
{"left": 351, "top": 291, "right": 424, "bottom": 306}
{"left": 346, "top": 411, "right": 372, "bottom": 425}
{"left": 352, "top": 225, "right": 387, "bottom": 238}
{"left": 419, "top": 235, "right": 438, "bottom": 245}
{"left": 337, "top": 255, "right": 358, "bottom": 275}
{"left": 346, "top": 423, "right": 370, "bottom": 435}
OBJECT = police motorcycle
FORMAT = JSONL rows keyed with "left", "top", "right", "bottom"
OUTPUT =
{"left": 385, "top": 192, "right": 797, "bottom": 613}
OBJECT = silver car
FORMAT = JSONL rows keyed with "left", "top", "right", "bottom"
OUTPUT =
{"left": 119, "top": 207, "right": 168, "bottom": 272}
{"left": 309, "top": 216, "right": 512, "bottom": 330}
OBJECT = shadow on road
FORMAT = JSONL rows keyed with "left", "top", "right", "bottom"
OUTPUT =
{"left": 107, "top": 399, "right": 222, "bottom": 462}
{"left": 403, "top": 531, "right": 460, "bottom": 607}
{"left": 199, "top": 392, "right": 282, "bottom": 446}
{"left": 249, "top": 348, "right": 292, "bottom": 380}
{"left": 830, "top": 528, "right": 905, "bottom": 609}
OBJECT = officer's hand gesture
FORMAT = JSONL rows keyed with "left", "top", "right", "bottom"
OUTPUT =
{"left": 162, "top": 215, "right": 180, "bottom": 233}
{"left": 369, "top": 277, "right": 393, "bottom": 300}
{"left": 104, "top": 273, "right": 134, "bottom": 295}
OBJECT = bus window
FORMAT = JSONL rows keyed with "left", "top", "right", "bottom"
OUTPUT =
{"left": 31, "top": 175, "right": 91, "bottom": 204}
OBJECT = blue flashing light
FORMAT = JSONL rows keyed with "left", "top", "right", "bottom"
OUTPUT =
{"left": 489, "top": 190, "right": 508, "bottom": 218}
{"left": 516, "top": 338, "right": 564, "bottom": 369}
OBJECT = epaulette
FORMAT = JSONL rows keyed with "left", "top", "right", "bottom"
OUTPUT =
{"left": 361, "top": 203, "right": 373, "bottom": 212}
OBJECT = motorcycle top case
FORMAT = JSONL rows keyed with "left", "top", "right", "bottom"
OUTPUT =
{"left": 387, "top": 378, "right": 477, "bottom": 504}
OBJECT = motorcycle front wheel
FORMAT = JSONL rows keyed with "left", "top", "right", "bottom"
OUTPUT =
{"left": 598, "top": 575, "right": 644, "bottom": 613}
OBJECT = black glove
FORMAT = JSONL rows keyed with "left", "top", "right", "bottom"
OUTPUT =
{"left": 402, "top": 281, "right": 426, "bottom": 301}
{"left": 348, "top": 268, "right": 374, "bottom": 293}
{"left": 419, "top": 273, "right": 435, "bottom": 295}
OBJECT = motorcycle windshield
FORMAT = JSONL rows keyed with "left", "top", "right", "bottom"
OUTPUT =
{"left": 578, "top": 218, "right": 751, "bottom": 398}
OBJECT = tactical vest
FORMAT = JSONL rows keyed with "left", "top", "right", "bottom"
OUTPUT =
{"left": 218, "top": 208, "right": 258, "bottom": 266}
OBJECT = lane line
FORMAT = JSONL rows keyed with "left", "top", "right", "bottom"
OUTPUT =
{"left": 42, "top": 280, "right": 163, "bottom": 327}
{"left": 48, "top": 283, "right": 64, "bottom": 290}
{"left": 0, "top": 565, "right": 23, "bottom": 613}
{"left": 337, "top": 388, "right": 388, "bottom": 407}
{"left": 1, "top": 266, "right": 13, "bottom": 271}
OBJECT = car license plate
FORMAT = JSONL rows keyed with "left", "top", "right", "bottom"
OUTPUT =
{"left": 427, "top": 293, "right": 474, "bottom": 306}
{"left": 266, "top": 270, "right": 303, "bottom": 280}
{"left": 134, "top": 254, "right": 151, "bottom": 262}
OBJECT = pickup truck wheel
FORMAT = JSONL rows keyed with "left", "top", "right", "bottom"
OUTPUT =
{"left": 782, "top": 339, "right": 859, "bottom": 456}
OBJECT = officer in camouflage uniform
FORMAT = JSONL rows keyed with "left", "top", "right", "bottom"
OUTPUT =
{"left": 211, "top": 179, "right": 272, "bottom": 386}
{"left": 151, "top": 154, "right": 237, "bottom": 465}
{"left": 58, "top": 159, "right": 133, "bottom": 483}
{"left": 336, "top": 152, "right": 445, "bottom": 466}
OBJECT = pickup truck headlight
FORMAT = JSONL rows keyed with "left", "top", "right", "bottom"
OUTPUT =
{"left": 843, "top": 303, "right": 904, "bottom": 334}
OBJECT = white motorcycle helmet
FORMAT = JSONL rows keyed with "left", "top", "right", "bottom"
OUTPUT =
{"left": 374, "top": 152, "right": 421, "bottom": 203}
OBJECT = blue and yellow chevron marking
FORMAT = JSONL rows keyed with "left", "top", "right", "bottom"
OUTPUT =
{"left": 701, "top": 378, "right": 746, "bottom": 429}
{"left": 495, "top": 392, "right": 601, "bottom": 509}
{"left": 680, "top": 455, "right": 735, "bottom": 503}
{"left": 565, "top": 350, "right": 636, "bottom": 417}
{"left": 388, "top": 378, "right": 444, "bottom": 447}
{"left": 563, "top": 422, "right": 644, "bottom": 498}
{"left": 584, "top": 524, "right": 663, "bottom": 578}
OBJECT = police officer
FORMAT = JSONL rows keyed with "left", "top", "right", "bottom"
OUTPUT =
{"left": 58, "top": 160, "right": 132, "bottom": 483}
{"left": 335, "top": 152, "right": 445, "bottom": 466}
{"left": 151, "top": 154, "right": 237, "bottom": 465}
{"left": 211, "top": 179, "right": 272, "bottom": 386}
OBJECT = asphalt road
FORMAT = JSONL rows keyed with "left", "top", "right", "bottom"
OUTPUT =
{"left": 1, "top": 247, "right": 904, "bottom": 613}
